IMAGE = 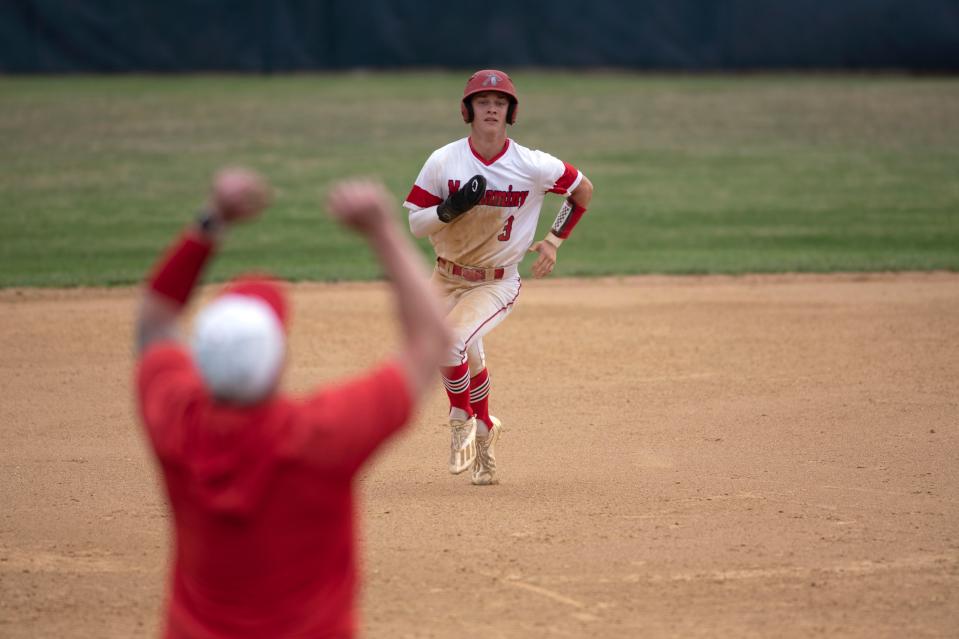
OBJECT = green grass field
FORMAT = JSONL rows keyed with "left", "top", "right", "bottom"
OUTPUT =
{"left": 1, "top": 72, "right": 957, "bottom": 286}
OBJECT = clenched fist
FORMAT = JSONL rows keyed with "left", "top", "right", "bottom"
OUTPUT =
{"left": 209, "top": 168, "right": 272, "bottom": 223}
{"left": 326, "top": 179, "right": 393, "bottom": 235}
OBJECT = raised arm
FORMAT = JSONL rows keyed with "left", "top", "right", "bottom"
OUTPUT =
{"left": 529, "top": 174, "right": 593, "bottom": 279}
{"left": 327, "top": 180, "right": 451, "bottom": 398}
{"left": 135, "top": 168, "right": 271, "bottom": 355}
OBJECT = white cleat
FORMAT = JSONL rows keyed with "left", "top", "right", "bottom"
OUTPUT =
{"left": 471, "top": 416, "right": 502, "bottom": 486}
{"left": 449, "top": 416, "right": 477, "bottom": 474}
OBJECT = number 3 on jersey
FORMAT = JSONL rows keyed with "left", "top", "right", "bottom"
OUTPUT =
{"left": 497, "top": 215, "right": 515, "bottom": 242}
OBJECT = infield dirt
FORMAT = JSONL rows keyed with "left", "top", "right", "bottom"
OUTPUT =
{"left": 1, "top": 274, "right": 957, "bottom": 638}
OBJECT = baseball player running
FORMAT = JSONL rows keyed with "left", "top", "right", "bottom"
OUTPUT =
{"left": 404, "top": 69, "right": 594, "bottom": 485}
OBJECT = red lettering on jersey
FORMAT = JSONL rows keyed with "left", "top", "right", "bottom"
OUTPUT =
{"left": 448, "top": 180, "right": 529, "bottom": 208}
{"left": 480, "top": 184, "right": 529, "bottom": 209}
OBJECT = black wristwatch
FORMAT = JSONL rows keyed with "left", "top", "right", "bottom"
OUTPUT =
{"left": 196, "top": 209, "right": 224, "bottom": 237}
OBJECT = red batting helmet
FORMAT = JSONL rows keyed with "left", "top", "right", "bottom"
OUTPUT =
{"left": 461, "top": 69, "right": 519, "bottom": 125}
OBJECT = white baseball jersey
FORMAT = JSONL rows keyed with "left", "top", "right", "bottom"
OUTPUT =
{"left": 404, "top": 137, "right": 582, "bottom": 268}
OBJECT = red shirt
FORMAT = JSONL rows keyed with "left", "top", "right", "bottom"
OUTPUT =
{"left": 136, "top": 343, "right": 412, "bottom": 639}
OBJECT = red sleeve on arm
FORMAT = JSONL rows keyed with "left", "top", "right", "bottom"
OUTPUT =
{"left": 547, "top": 162, "right": 580, "bottom": 195}
{"left": 405, "top": 185, "right": 443, "bottom": 208}
{"left": 292, "top": 360, "right": 414, "bottom": 476}
{"left": 147, "top": 232, "right": 214, "bottom": 308}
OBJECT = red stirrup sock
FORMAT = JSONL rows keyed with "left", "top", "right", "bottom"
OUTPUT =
{"left": 147, "top": 231, "right": 214, "bottom": 308}
{"left": 469, "top": 368, "right": 491, "bottom": 431}
{"left": 441, "top": 363, "right": 473, "bottom": 419}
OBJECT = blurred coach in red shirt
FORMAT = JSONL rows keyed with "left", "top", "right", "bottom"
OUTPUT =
{"left": 135, "top": 168, "right": 450, "bottom": 638}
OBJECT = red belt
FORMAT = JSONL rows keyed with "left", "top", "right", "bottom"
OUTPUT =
{"left": 437, "top": 257, "right": 505, "bottom": 282}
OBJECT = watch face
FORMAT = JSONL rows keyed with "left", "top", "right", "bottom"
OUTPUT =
{"left": 198, "top": 211, "right": 220, "bottom": 233}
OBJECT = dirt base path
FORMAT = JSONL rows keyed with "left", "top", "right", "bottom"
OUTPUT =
{"left": 1, "top": 273, "right": 957, "bottom": 638}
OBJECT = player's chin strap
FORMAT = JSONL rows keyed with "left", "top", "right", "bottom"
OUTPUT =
{"left": 550, "top": 197, "right": 588, "bottom": 244}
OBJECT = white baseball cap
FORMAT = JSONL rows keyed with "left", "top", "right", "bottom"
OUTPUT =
{"left": 190, "top": 278, "right": 289, "bottom": 405}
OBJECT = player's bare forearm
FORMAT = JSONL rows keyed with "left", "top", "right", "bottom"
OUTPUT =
{"left": 136, "top": 276, "right": 192, "bottom": 353}
{"left": 136, "top": 168, "right": 271, "bottom": 355}
{"left": 569, "top": 175, "right": 594, "bottom": 209}
{"left": 136, "top": 224, "right": 218, "bottom": 355}
{"left": 327, "top": 181, "right": 451, "bottom": 397}
{"left": 368, "top": 221, "right": 452, "bottom": 394}
{"left": 547, "top": 175, "right": 594, "bottom": 243}
{"left": 530, "top": 175, "right": 593, "bottom": 278}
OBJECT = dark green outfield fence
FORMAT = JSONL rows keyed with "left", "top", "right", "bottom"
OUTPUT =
{"left": 1, "top": 0, "right": 958, "bottom": 73}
